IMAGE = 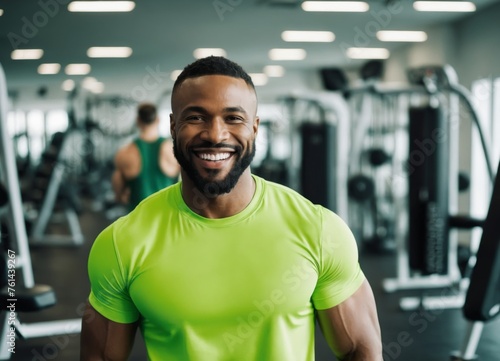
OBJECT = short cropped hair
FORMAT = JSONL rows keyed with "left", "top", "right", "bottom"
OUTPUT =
{"left": 137, "top": 103, "right": 157, "bottom": 125}
{"left": 172, "top": 56, "right": 255, "bottom": 95}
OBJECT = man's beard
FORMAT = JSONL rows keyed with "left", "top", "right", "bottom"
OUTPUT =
{"left": 173, "top": 139, "right": 256, "bottom": 197}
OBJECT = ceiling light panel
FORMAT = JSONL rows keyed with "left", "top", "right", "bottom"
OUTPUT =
{"left": 346, "top": 47, "right": 390, "bottom": 59}
{"left": 269, "top": 48, "right": 307, "bottom": 60}
{"left": 65, "top": 63, "right": 91, "bottom": 75}
{"left": 38, "top": 63, "right": 61, "bottom": 74}
{"left": 413, "top": 1, "right": 476, "bottom": 12}
{"left": 264, "top": 65, "right": 285, "bottom": 77}
{"left": 282, "top": 31, "right": 335, "bottom": 42}
{"left": 87, "top": 47, "right": 133, "bottom": 58}
{"left": 301, "top": 1, "right": 369, "bottom": 12}
{"left": 11, "top": 49, "right": 44, "bottom": 60}
{"left": 377, "top": 30, "right": 428, "bottom": 42}
{"left": 68, "top": 1, "right": 135, "bottom": 12}
{"left": 193, "top": 48, "right": 227, "bottom": 58}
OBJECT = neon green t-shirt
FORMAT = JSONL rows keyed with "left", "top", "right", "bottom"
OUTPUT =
{"left": 88, "top": 175, "right": 365, "bottom": 361}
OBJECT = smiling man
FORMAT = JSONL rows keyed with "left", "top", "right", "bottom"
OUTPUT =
{"left": 80, "top": 56, "right": 383, "bottom": 361}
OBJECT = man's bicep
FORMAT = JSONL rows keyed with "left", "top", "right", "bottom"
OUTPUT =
{"left": 80, "top": 302, "right": 138, "bottom": 361}
{"left": 316, "top": 279, "right": 382, "bottom": 360}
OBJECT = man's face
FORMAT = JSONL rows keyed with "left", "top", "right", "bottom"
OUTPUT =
{"left": 170, "top": 75, "right": 259, "bottom": 196}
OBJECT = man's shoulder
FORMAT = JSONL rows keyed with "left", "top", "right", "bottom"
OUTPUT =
{"left": 115, "top": 142, "right": 140, "bottom": 165}
{"left": 256, "top": 176, "right": 323, "bottom": 214}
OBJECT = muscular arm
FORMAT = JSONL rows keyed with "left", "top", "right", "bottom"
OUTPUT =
{"left": 160, "top": 139, "right": 180, "bottom": 178}
{"left": 111, "top": 151, "right": 130, "bottom": 204}
{"left": 316, "top": 279, "right": 383, "bottom": 361}
{"left": 80, "top": 302, "right": 138, "bottom": 361}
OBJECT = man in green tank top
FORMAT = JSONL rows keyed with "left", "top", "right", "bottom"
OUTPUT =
{"left": 82, "top": 57, "right": 382, "bottom": 360}
{"left": 112, "top": 103, "right": 180, "bottom": 211}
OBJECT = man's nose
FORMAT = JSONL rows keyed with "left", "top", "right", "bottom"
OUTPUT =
{"left": 200, "top": 118, "right": 229, "bottom": 144}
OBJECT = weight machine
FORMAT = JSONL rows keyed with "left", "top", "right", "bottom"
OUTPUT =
{"left": 279, "top": 91, "right": 350, "bottom": 220}
{"left": 340, "top": 64, "right": 494, "bottom": 312}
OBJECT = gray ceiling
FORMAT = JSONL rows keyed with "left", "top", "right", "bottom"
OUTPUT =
{"left": 1, "top": 0, "right": 499, "bottom": 106}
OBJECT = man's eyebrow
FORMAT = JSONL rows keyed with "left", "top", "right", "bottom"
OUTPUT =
{"left": 223, "top": 106, "right": 247, "bottom": 115}
{"left": 180, "top": 106, "right": 207, "bottom": 115}
{"left": 180, "top": 106, "right": 248, "bottom": 116}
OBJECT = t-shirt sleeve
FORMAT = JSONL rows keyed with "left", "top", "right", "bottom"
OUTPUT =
{"left": 312, "top": 208, "right": 366, "bottom": 310}
{"left": 87, "top": 222, "right": 140, "bottom": 324}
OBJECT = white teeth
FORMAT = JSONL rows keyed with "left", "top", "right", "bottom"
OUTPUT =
{"left": 199, "top": 153, "right": 231, "bottom": 161}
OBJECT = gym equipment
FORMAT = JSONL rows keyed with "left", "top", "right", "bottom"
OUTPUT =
{"left": 26, "top": 129, "right": 84, "bottom": 246}
{"left": 451, "top": 160, "right": 500, "bottom": 361}
{"left": 347, "top": 174, "right": 375, "bottom": 202}
{"left": 0, "top": 183, "right": 7, "bottom": 207}
{"left": 343, "top": 64, "right": 493, "bottom": 304}
{"left": 252, "top": 120, "right": 289, "bottom": 186}
{"left": 281, "top": 92, "right": 350, "bottom": 219}
{"left": 320, "top": 67, "right": 348, "bottom": 92}
{"left": 345, "top": 68, "right": 400, "bottom": 254}
{"left": 408, "top": 105, "right": 450, "bottom": 275}
{"left": 0, "top": 62, "right": 81, "bottom": 360}
{"left": 385, "top": 66, "right": 496, "bottom": 312}
{"left": 360, "top": 59, "right": 384, "bottom": 82}
{"left": 377, "top": 66, "right": 460, "bottom": 297}
{"left": 300, "top": 122, "right": 337, "bottom": 210}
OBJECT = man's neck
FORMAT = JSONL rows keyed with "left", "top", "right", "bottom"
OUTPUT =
{"left": 139, "top": 126, "right": 159, "bottom": 142}
{"left": 181, "top": 171, "right": 255, "bottom": 219}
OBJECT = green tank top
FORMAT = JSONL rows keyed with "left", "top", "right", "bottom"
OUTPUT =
{"left": 126, "top": 137, "right": 177, "bottom": 211}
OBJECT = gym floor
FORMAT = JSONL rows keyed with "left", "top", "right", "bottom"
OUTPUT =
{"left": 9, "top": 204, "right": 500, "bottom": 361}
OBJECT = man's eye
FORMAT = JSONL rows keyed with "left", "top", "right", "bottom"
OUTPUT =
{"left": 227, "top": 116, "right": 243, "bottom": 122}
{"left": 186, "top": 115, "right": 203, "bottom": 121}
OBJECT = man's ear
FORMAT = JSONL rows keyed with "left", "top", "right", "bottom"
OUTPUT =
{"left": 253, "top": 116, "right": 260, "bottom": 137}
{"left": 170, "top": 113, "right": 175, "bottom": 139}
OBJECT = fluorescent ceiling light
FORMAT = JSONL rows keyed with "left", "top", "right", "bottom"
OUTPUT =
{"left": 346, "top": 47, "right": 390, "bottom": 59}
{"left": 264, "top": 65, "right": 285, "bottom": 77}
{"left": 282, "top": 31, "right": 335, "bottom": 42}
{"left": 269, "top": 48, "right": 307, "bottom": 61}
{"left": 68, "top": 1, "right": 135, "bottom": 12}
{"left": 87, "top": 47, "right": 133, "bottom": 58}
{"left": 65, "top": 63, "right": 91, "bottom": 75}
{"left": 38, "top": 63, "right": 61, "bottom": 74}
{"left": 62, "top": 79, "right": 76, "bottom": 92}
{"left": 302, "top": 1, "right": 369, "bottom": 12}
{"left": 11, "top": 49, "right": 44, "bottom": 60}
{"left": 413, "top": 1, "right": 476, "bottom": 12}
{"left": 193, "top": 48, "right": 227, "bottom": 59}
{"left": 171, "top": 70, "right": 182, "bottom": 81}
{"left": 249, "top": 73, "right": 268, "bottom": 86}
{"left": 377, "top": 30, "right": 428, "bottom": 42}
